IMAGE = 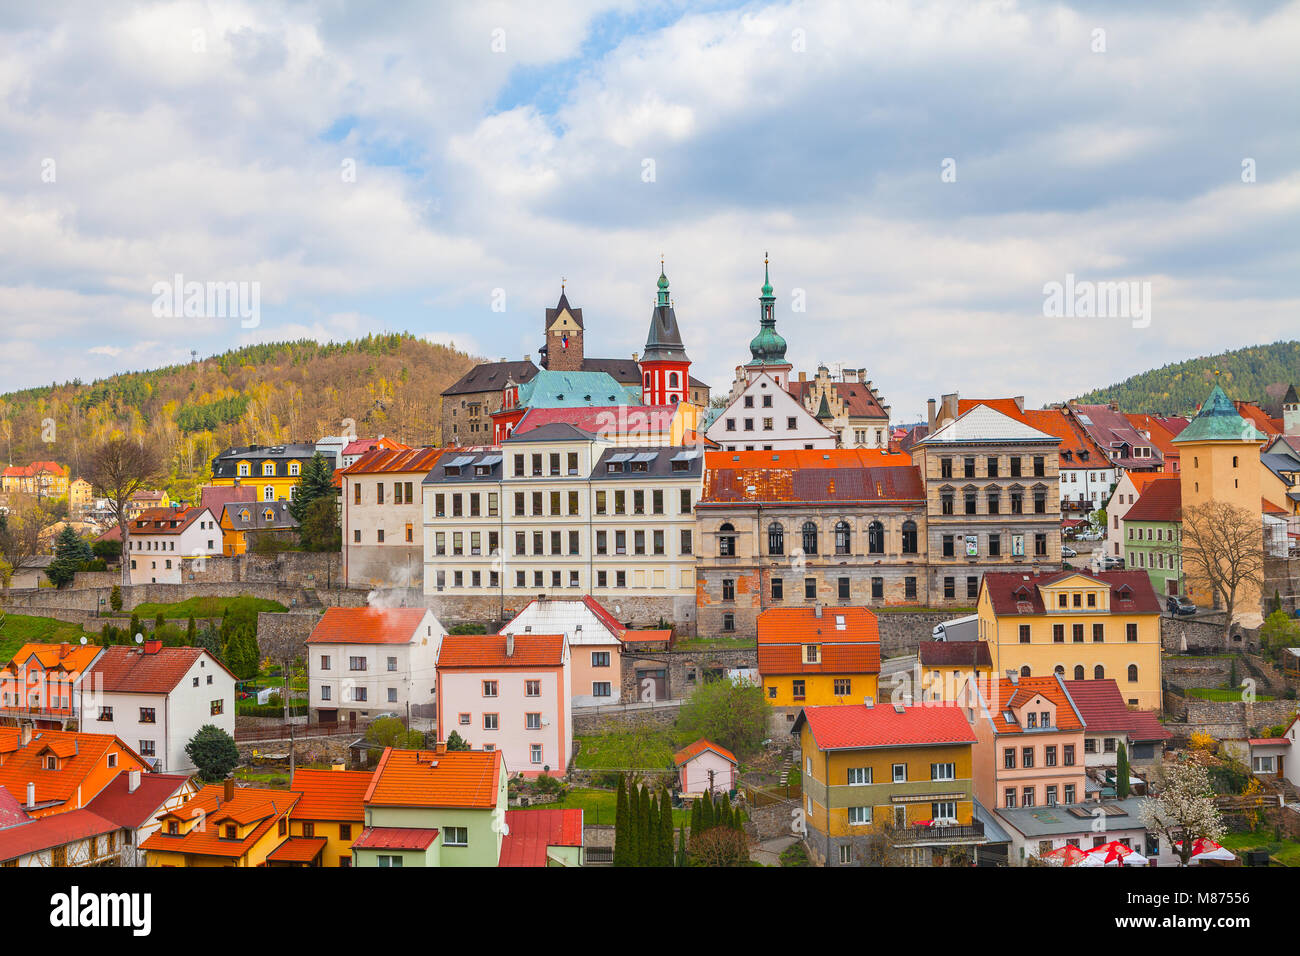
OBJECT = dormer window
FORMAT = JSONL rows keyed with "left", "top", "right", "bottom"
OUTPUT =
{"left": 262, "top": 462, "right": 275, "bottom": 476}
{"left": 237, "top": 463, "right": 250, "bottom": 476}
{"left": 289, "top": 462, "right": 300, "bottom": 476}
{"left": 803, "top": 644, "right": 820, "bottom": 664}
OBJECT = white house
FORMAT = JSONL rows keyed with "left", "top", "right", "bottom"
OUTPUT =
{"left": 126, "top": 505, "right": 223, "bottom": 585}
{"left": 79, "top": 643, "right": 237, "bottom": 773}
{"left": 84, "top": 769, "right": 198, "bottom": 866}
{"left": 306, "top": 606, "right": 445, "bottom": 727}
{"left": 500, "top": 595, "right": 626, "bottom": 707}
{"left": 706, "top": 370, "right": 836, "bottom": 451}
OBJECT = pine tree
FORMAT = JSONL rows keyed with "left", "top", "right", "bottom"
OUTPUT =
{"left": 659, "top": 790, "right": 674, "bottom": 866}
{"left": 1116, "top": 742, "right": 1131, "bottom": 799}
{"left": 128, "top": 613, "right": 142, "bottom": 641}
{"left": 676, "top": 824, "right": 688, "bottom": 867}
{"left": 186, "top": 615, "right": 197, "bottom": 643}
{"left": 637, "top": 784, "right": 652, "bottom": 867}
{"left": 702, "top": 790, "right": 715, "bottom": 831}
{"left": 154, "top": 612, "right": 166, "bottom": 632}
{"left": 288, "top": 452, "right": 336, "bottom": 523}
{"left": 614, "top": 774, "right": 629, "bottom": 867}
{"left": 645, "top": 789, "right": 660, "bottom": 867}
{"left": 625, "top": 777, "right": 639, "bottom": 866}
{"left": 689, "top": 797, "right": 703, "bottom": 853}
{"left": 717, "top": 793, "right": 732, "bottom": 830}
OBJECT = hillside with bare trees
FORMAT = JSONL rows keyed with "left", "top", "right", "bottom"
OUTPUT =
{"left": 0, "top": 334, "right": 479, "bottom": 502}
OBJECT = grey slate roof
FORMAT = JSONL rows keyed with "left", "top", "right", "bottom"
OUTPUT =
{"left": 640, "top": 304, "right": 690, "bottom": 364}
{"left": 222, "top": 500, "right": 299, "bottom": 530}
{"left": 443, "top": 360, "right": 540, "bottom": 396}
{"left": 992, "top": 797, "right": 1151, "bottom": 838}
{"left": 592, "top": 446, "right": 703, "bottom": 480}
{"left": 422, "top": 450, "right": 503, "bottom": 484}
{"left": 211, "top": 443, "right": 325, "bottom": 479}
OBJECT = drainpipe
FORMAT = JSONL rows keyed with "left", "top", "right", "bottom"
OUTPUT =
{"left": 825, "top": 749, "right": 831, "bottom": 866}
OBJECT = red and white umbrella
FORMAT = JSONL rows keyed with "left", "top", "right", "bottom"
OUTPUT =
{"left": 1040, "top": 844, "right": 1089, "bottom": 866}
{"left": 1176, "top": 838, "right": 1236, "bottom": 864}
{"left": 1082, "top": 841, "right": 1148, "bottom": 867}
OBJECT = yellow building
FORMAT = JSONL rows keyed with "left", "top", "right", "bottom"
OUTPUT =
{"left": 757, "top": 606, "right": 880, "bottom": 710}
{"left": 793, "top": 702, "right": 985, "bottom": 867}
{"left": 68, "top": 477, "right": 93, "bottom": 517}
{"left": 916, "top": 640, "right": 993, "bottom": 702}
{"left": 141, "top": 780, "right": 299, "bottom": 867}
{"left": 976, "top": 569, "right": 1163, "bottom": 710}
{"left": 285, "top": 768, "right": 372, "bottom": 867}
{"left": 210, "top": 443, "right": 323, "bottom": 503}
{"left": 1173, "top": 385, "right": 1267, "bottom": 626}
{"left": 125, "top": 489, "right": 169, "bottom": 520}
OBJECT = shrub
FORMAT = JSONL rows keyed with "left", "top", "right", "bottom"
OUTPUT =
{"left": 533, "top": 772, "right": 563, "bottom": 794}
{"left": 109, "top": 585, "right": 123, "bottom": 612}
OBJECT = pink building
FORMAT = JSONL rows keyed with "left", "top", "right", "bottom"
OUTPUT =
{"left": 500, "top": 596, "right": 625, "bottom": 707}
{"left": 970, "top": 674, "right": 1087, "bottom": 811}
{"left": 436, "top": 633, "right": 571, "bottom": 778}
{"left": 673, "top": 739, "right": 738, "bottom": 797}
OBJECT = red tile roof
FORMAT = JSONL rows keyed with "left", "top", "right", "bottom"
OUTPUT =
{"left": 1249, "top": 737, "right": 1291, "bottom": 747}
{"left": 198, "top": 484, "right": 257, "bottom": 515}
{"left": 981, "top": 570, "right": 1162, "bottom": 616}
{"left": 129, "top": 506, "right": 211, "bottom": 536}
{"left": 701, "top": 454, "right": 922, "bottom": 507}
{"left": 917, "top": 641, "right": 992, "bottom": 668}
{"left": 0, "top": 728, "right": 148, "bottom": 809}
{"left": 364, "top": 748, "right": 503, "bottom": 809}
{"left": 351, "top": 826, "right": 439, "bottom": 850}
{"left": 757, "top": 607, "right": 880, "bottom": 644}
{"left": 306, "top": 607, "right": 433, "bottom": 646}
{"left": 0, "top": 808, "right": 119, "bottom": 862}
{"left": 960, "top": 401, "right": 1110, "bottom": 469}
{"left": 266, "top": 835, "right": 328, "bottom": 862}
{"left": 795, "top": 703, "right": 976, "bottom": 750}
{"left": 623, "top": 629, "right": 671, "bottom": 644}
{"left": 757, "top": 643, "right": 881, "bottom": 676}
{"left": 1063, "top": 680, "right": 1172, "bottom": 742}
{"left": 341, "top": 446, "right": 445, "bottom": 476}
{"left": 788, "top": 380, "right": 889, "bottom": 420}
{"left": 343, "top": 437, "right": 411, "bottom": 457}
{"left": 581, "top": 595, "right": 628, "bottom": 636}
{"left": 985, "top": 676, "right": 1085, "bottom": 733}
{"left": 289, "top": 768, "right": 372, "bottom": 821}
{"left": 140, "top": 784, "right": 297, "bottom": 859}
{"left": 673, "top": 738, "right": 738, "bottom": 767}
{"left": 437, "top": 633, "right": 565, "bottom": 669}
{"left": 1234, "top": 403, "right": 1283, "bottom": 438}
{"left": 1125, "top": 478, "right": 1182, "bottom": 523}
{"left": 512, "top": 405, "right": 680, "bottom": 438}
{"left": 0, "top": 786, "right": 29, "bottom": 828}
{"left": 84, "top": 772, "right": 192, "bottom": 829}
{"left": 1125, "top": 414, "right": 1189, "bottom": 461}
{"left": 85, "top": 645, "right": 234, "bottom": 694}
{"left": 498, "top": 808, "right": 584, "bottom": 866}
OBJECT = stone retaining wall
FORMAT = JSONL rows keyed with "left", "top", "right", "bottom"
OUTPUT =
{"left": 256, "top": 610, "right": 326, "bottom": 661}
{"left": 1181, "top": 699, "right": 1299, "bottom": 739}
{"left": 573, "top": 704, "right": 681, "bottom": 735}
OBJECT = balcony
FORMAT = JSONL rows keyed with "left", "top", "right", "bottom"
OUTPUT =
{"left": 891, "top": 820, "right": 986, "bottom": 844}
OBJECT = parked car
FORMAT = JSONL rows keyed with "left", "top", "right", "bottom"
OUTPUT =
{"left": 373, "top": 711, "right": 402, "bottom": 722}
{"left": 1102, "top": 555, "right": 1125, "bottom": 570}
{"left": 1167, "top": 596, "right": 1197, "bottom": 616}
{"left": 1061, "top": 545, "right": 1078, "bottom": 558}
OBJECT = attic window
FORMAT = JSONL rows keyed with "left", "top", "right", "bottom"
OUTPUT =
{"left": 834, "top": 615, "right": 846, "bottom": 631}
{"left": 444, "top": 465, "right": 461, "bottom": 477}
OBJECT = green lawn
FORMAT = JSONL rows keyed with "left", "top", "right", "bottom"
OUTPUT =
{"left": 574, "top": 732, "right": 677, "bottom": 770}
{"left": 672, "top": 637, "right": 754, "bottom": 650}
{"left": 126, "top": 596, "right": 288, "bottom": 618}
{"left": 1185, "top": 687, "right": 1274, "bottom": 702}
{"left": 0, "top": 613, "right": 93, "bottom": 661}
{"left": 1219, "top": 830, "right": 1300, "bottom": 866}
{"left": 514, "top": 787, "right": 691, "bottom": 827}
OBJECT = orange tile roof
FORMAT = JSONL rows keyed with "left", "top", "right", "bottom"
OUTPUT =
{"left": 3, "top": 642, "right": 101, "bottom": 675}
{"left": 0, "top": 728, "right": 147, "bottom": 810}
{"left": 985, "top": 676, "right": 1084, "bottom": 734}
{"left": 142, "top": 785, "right": 298, "bottom": 859}
{"left": 1234, "top": 402, "right": 1282, "bottom": 437}
{"left": 1125, "top": 414, "right": 1188, "bottom": 461}
{"left": 705, "top": 448, "right": 910, "bottom": 471}
{"left": 757, "top": 643, "right": 881, "bottom": 676}
{"left": 795, "top": 703, "right": 976, "bottom": 750}
{"left": 436, "top": 633, "right": 565, "bottom": 669}
{"left": 266, "top": 836, "right": 328, "bottom": 863}
{"left": 673, "top": 738, "right": 738, "bottom": 767}
{"left": 289, "top": 768, "right": 372, "bottom": 821}
{"left": 959, "top": 401, "right": 1109, "bottom": 468}
{"left": 956, "top": 398, "right": 1025, "bottom": 419}
{"left": 364, "top": 748, "right": 503, "bottom": 810}
{"left": 306, "top": 607, "right": 433, "bottom": 646}
{"left": 129, "top": 506, "right": 209, "bottom": 536}
{"left": 1123, "top": 472, "right": 1167, "bottom": 496}
{"left": 622, "top": 629, "right": 671, "bottom": 644}
{"left": 756, "top": 607, "right": 880, "bottom": 644}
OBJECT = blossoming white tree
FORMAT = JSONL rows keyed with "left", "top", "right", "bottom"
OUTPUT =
{"left": 1138, "top": 756, "right": 1226, "bottom": 866}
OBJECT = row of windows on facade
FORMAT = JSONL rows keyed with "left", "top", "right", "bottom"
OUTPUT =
{"left": 1128, "top": 549, "right": 1181, "bottom": 571}
{"left": 841, "top": 803, "right": 961, "bottom": 830}
{"left": 937, "top": 456, "right": 1049, "bottom": 479}
{"left": 1012, "top": 662, "right": 1142, "bottom": 683}
{"left": 429, "top": 488, "right": 693, "bottom": 519}
{"left": 938, "top": 486, "right": 1051, "bottom": 516}
{"left": 771, "top": 676, "right": 861, "bottom": 698}
{"left": 131, "top": 537, "right": 218, "bottom": 551}
{"left": 92, "top": 698, "right": 223, "bottom": 724}
{"left": 724, "top": 575, "right": 917, "bottom": 605}
{"left": 717, "top": 520, "right": 920, "bottom": 557}
{"left": 235, "top": 461, "right": 303, "bottom": 477}
{"left": 430, "top": 528, "right": 692, "bottom": 559}
{"left": 1017, "top": 621, "right": 1142, "bottom": 642}
{"left": 433, "top": 568, "right": 679, "bottom": 590}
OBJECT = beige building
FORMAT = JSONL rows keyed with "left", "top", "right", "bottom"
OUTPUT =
{"left": 913, "top": 402, "right": 1062, "bottom": 604}
{"left": 788, "top": 365, "right": 892, "bottom": 449}
{"left": 341, "top": 447, "right": 447, "bottom": 589}
{"left": 422, "top": 420, "right": 703, "bottom": 626}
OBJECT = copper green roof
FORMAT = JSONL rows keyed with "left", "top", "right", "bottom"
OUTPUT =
{"left": 1172, "top": 385, "right": 1266, "bottom": 444}
{"left": 747, "top": 257, "right": 788, "bottom": 367}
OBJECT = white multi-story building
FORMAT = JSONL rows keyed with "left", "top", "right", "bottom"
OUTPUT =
{"left": 79, "top": 643, "right": 236, "bottom": 772}
{"left": 126, "top": 506, "right": 222, "bottom": 585}
{"left": 422, "top": 418, "right": 703, "bottom": 625}
{"left": 306, "top": 607, "right": 444, "bottom": 726}
{"left": 341, "top": 446, "right": 447, "bottom": 589}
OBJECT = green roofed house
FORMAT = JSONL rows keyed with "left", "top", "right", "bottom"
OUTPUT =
{"left": 1121, "top": 477, "right": 1184, "bottom": 598}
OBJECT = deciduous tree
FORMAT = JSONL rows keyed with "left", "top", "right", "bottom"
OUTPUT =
{"left": 85, "top": 437, "right": 163, "bottom": 586}
{"left": 1138, "top": 755, "right": 1225, "bottom": 866}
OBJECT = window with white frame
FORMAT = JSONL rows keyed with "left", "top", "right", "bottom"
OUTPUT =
{"left": 847, "top": 767, "right": 872, "bottom": 785}
{"left": 847, "top": 806, "right": 871, "bottom": 825}
{"left": 892, "top": 763, "right": 906, "bottom": 783}
{"left": 931, "top": 763, "right": 956, "bottom": 781}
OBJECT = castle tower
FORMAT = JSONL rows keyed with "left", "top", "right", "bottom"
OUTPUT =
{"left": 1173, "top": 384, "right": 1267, "bottom": 626}
{"left": 742, "top": 254, "right": 792, "bottom": 389}
{"left": 639, "top": 262, "right": 691, "bottom": 406}
{"left": 1283, "top": 384, "right": 1299, "bottom": 436}
{"left": 540, "top": 284, "right": 584, "bottom": 372}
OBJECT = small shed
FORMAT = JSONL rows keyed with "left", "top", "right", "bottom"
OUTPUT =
{"left": 673, "top": 739, "right": 738, "bottom": 797}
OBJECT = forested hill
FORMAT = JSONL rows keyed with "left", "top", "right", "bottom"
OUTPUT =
{"left": 1073, "top": 340, "right": 1300, "bottom": 416}
{"left": 0, "top": 334, "right": 479, "bottom": 502}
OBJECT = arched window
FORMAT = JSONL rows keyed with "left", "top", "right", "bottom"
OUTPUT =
{"left": 901, "top": 520, "right": 918, "bottom": 554}
{"left": 1074, "top": 665, "right": 1085, "bottom": 680}
{"left": 1127, "top": 664, "right": 1138, "bottom": 683}
{"left": 718, "top": 522, "right": 736, "bottom": 557}
{"left": 1020, "top": 665, "right": 1031, "bottom": 678}
{"left": 1054, "top": 664, "right": 1065, "bottom": 675}
{"left": 801, "top": 521, "right": 818, "bottom": 555}
{"left": 643, "top": 372, "right": 651, "bottom": 387}
{"left": 867, "top": 520, "right": 884, "bottom": 554}
{"left": 768, "top": 522, "right": 785, "bottom": 556}
{"left": 1094, "top": 664, "right": 1105, "bottom": 680}
{"left": 834, "top": 521, "right": 851, "bottom": 555}
{"left": 669, "top": 372, "right": 679, "bottom": 388}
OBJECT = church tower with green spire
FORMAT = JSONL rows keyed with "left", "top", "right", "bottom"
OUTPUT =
{"left": 743, "top": 254, "right": 792, "bottom": 389}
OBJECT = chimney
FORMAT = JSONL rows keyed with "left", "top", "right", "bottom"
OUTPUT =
{"left": 799, "top": 371, "right": 807, "bottom": 382}
{"left": 128, "top": 769, "right": 141, "bottom": 793}
{"left": 813, "top": 604, "right": 822, "bottom": 619}
{"left": 506, "top": 633, "right": 515, "bottom": 658}
{"left": 862, "top": 696, "right": 874, "bottom": 708}
{"left": 1007, "top": 670, "right": 1019, "bottom": 684}
{"left": 58, "top": 642, "right": 71, "bottom": 660}
{"left": 1014, "top": 396, "right": 1025, "bottom": 412}
{"left": 927, "top": 398, "right": 937, "bottom": 430}
{"left": 26, "top": 782, "right": 35, "bottom": 809}
{"left": 143, "top": 640, "right": 162, "bottom": 655}
{"left": 223, "top": 778, "right": 235, "bottom": 803}
{"left": 19, "top": 725, "right": 31, "bottom": 748}
{"left": 435, "top": 741, "right": 447, "bottom": 755}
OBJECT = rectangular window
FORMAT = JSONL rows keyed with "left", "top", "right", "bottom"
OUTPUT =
{"left": 931, "top": 762, "right": 955, "bottom": 781}
{"left": 593, "top": 682, "right": 612, "bottom": 697}
{"left": 483, "top": 713, "right": 499, "bottom": 730}
{"left": 482, "top": 680, "right": 498, "bottom": 697}
{"left": 444, "top": 827, "right": 467, "bottom": 847}
{"left": 847, "top": 767, "right": 872, "bottom": 785}
{"left": 847, "top": 806, "right": 871, "bottom": 825}
{"left": 833, "top": 678, "right": 851, "bottom": 695}
{"left": 591, "top": 651, "right": 611, "bottom": 668}
{"left": 771, "top": 577, "right": 783, "bottom": 601}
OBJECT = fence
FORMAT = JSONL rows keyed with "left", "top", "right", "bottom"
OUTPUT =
{"left": 234, "top": 721, "right": 347, "bottom": 743}
{"left": 742, "top": 782, "right": 802, "bottom": 807}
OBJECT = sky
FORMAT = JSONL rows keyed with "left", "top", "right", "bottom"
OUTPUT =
{"left": 0, "top": 0, "right": 1296, "bottom": 424}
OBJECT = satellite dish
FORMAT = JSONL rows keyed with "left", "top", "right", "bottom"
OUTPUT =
{"left": 79, "top": 636, "right": 88, "bottom": 646}
{"left": 134, "top": 633, "right": 144, "bottom": 644}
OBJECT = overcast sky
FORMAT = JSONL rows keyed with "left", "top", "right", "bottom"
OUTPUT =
{"left": 1, "top": 0, "right": 1296, "bottom": 422}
